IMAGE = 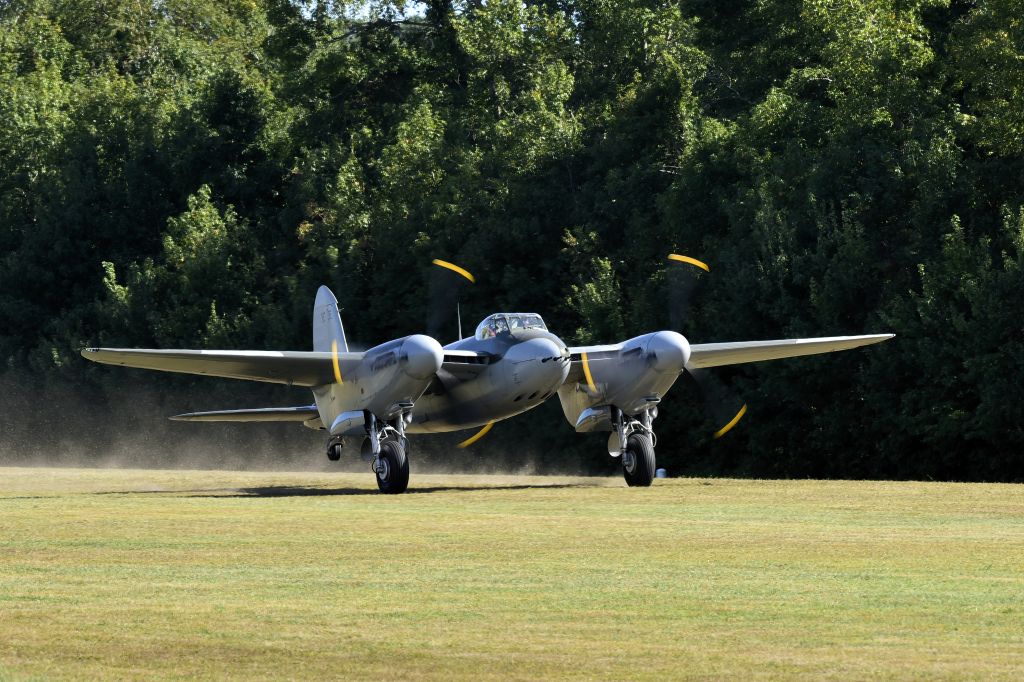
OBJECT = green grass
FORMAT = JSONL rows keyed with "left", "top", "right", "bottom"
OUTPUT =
{"left": 0, "top": 467, "right": 1022, "bottom": 680}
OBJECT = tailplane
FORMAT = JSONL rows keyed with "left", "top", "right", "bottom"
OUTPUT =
{"left": 313, "top": 286, "right": 348, "bottom": 352}
{"left": 170, "top": 405, "right": 321, "bottom": 427}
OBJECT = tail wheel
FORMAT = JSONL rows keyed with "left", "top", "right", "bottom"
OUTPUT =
{"left": 375, "top": 439, "right": 410, "bottom": 494}
{"left": 622, "top": 433, "right": 655, "bottom": 487}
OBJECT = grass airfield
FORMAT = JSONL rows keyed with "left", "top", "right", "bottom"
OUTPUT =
{"left": 0, "top": 467, "right": 1022, "bottom": 680}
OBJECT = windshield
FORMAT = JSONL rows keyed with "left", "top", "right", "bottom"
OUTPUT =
{"left": 475, "top": 313, "right": 547, "bottom": 339}
{"left": 507, "top": 314, "right": 546, "bottom": 330}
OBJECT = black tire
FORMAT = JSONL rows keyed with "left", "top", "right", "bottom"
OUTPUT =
{"left": 375, "top": 439, "right": 410, "bottom": 494}
{"left": 326, "top": 443, "right": 342, "bottom": 461}
{"left": 622, "top": 433, "right": 655, "bottom": 487}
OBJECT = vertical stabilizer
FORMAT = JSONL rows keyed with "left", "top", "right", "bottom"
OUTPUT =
{"left": 313, "top": 286, "right": 348, "bottom": 352}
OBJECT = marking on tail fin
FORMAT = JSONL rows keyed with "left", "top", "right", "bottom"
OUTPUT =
{"left": 314, "top": 285, "right": 348, "bottom": 353}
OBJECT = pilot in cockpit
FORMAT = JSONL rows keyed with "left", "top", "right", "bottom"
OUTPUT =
{"left": 480, "top": 315, "right": 509, "bottom": 339}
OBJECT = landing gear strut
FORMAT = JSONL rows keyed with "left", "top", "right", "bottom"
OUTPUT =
{"left": 374, "top": 438, "right": 409, "bottom": 494}
{"left": 610, "top": 406, "right": 657, "bottom": 487}
{"left": 621, "top": 433, "right": 655, "bottom": 486}
{"left": 368, "top": 411, "right": 411, "bottom": 494}
{"left": 324, "top": 408, "right": 413, "bottom": 494}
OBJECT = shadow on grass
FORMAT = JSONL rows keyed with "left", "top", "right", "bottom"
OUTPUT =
{"left": 212, "top": 483, "right": 591, "bottom": 497}
{"left": 85, "top": 483, "right": 593, "bottom": 498}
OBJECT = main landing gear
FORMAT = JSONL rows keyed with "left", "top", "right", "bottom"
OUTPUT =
{"left": 609, "top": 406, "right": 657, "bottom": 487}
{"left": 324, "top": 410, "right": 412, "bottom": 494}
{"left": 374, "top": 438, "right": 409, "bottom": 494}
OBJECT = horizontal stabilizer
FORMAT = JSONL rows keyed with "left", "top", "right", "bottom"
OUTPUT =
{"left": 170, "top": 405, "right": 321, "bottom": 422}
{"left": 81, "top": 348, "right": 363, "bottom": 387}
{"left": 687, "top": 334, "right": 894, "bottom": 369}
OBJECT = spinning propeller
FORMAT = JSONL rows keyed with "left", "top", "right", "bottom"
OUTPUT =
{"left": 427, "top": 258, "right": 496, "bottom": 449}
{"left": 666, "top": 253, "right": 748, "bottom": 439}
{"left": 428, "top": 259, "right": 475, "bottom": 342}
{"left": 580, "top": 254, "right": 748, "bottom": 439}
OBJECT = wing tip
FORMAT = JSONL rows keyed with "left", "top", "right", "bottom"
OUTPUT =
{"left": 81, "top": 347, "right": 107, "bottom": 363}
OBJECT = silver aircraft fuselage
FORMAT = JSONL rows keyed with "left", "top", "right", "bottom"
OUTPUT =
{"left": 309, "top": 326, "right": 690, "bottom": 436}
{"left": 411, "top": 329, "right": 570, "bottom": 433}
{"left": 309, "top": 328, "right": 570, "bottom": 435}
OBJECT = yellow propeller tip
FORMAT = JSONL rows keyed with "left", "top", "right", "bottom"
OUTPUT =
{"left": 713, "top": 403, "right": 747, "bottom": 439}
{"left": 330, "top": 339, "right": 343, "bottom": 384}
{"left": 432, "top": 259, "right": 476, "bottom": 284}
{"left": 668, "top": 254, "right": 710, "bottom": 272}
{"left": 580, "top": 352, "right": 597, "bottom": 393}
{"left": 457, "top": 421, "right": 494, "bottom": 448}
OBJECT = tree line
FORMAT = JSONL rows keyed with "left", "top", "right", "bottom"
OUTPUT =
{"left": 1, "top": 0, "right": 1021, "bottom": 480}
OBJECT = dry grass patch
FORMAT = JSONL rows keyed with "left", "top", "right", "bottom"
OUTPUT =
{"left": 1, "top": 467, "right": 1022, "bottom": 680}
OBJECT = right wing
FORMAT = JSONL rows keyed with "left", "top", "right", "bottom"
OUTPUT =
{"left": 562, "top": 334, "right": 893, "bottom": 380}
{"left": 687, "top": 334, "right": 894, "bottom": 369}
{"left": 81, "top": 348, "right": 364, "bottom": 387}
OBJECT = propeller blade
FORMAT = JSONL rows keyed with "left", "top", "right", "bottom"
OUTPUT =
{"left": 432, "top": 259, "right": 476, "bottom": 283}
{"left": 686, "top": 365, "right": 748, "bottom": 440}
{"left": 428, "top": 259, "right": 476, "bottom": 341}
{"left": 667, "top": 254, "right": 709, "bottom": 271}
{"left": 331, "top": 339, "right": 344, "bottom": 384}
{"left": 457, "top": 421, "right": 494, "bottom": 448}
{"left": 713, "top": 403, "right": 747, "bottom": 439}
{"left": 666, "top": 253, "right": 748, "bottom": 439}
{"left": 667, "top": 253, "right": 709, "bottom": 331}
{"left": 580, "top": 351, "right": 598, "bottom": 393}
{"left": 576, "top": 346, "right": 648, "bottom": 402}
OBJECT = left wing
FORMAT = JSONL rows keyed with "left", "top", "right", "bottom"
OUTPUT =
{"left": 170, "top": 405, "right": 320, "bottom": 422}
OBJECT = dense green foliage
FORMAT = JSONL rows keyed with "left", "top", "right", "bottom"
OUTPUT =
{"left": 1, "top": 0, "right": 1021, "bottom": 480}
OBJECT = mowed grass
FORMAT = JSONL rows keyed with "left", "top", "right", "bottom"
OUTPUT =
{"left": 0, "top": 467, "right": 1022, "bottom": 680}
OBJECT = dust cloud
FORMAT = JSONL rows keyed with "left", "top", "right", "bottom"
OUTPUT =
{"left": 0, "top": 370, "right": 591, "bottom": 476}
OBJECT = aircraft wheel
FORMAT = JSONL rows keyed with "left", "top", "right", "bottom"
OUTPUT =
{"left": 622, "top": 434, "right": 655, "bottom": 487}
{"left": 375, "top": 439, "right": 410, "bottom": 494}
{"left": 326, "top": 443, "right": 342, "bottom": 461}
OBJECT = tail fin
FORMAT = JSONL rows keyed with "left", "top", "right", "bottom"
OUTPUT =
{"left": 313, "top": 286, "right": 348, "bottom": 353}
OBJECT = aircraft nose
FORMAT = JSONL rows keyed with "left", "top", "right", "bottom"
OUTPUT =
{"left": 401, "top": 334, "right": 444, "bottom": 379}
{"left": 504, "top": 337, "right": 569, "bottom": 392}
{"left": 648, "top": 331, "right": 690, "bottom": 373}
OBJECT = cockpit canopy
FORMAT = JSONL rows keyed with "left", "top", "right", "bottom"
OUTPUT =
{"left": 474, "top": 313, "right": 548, "bottom": 340}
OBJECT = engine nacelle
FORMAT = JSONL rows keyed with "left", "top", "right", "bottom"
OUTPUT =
{"left": 557, "top": 331, "right": 689, "bottom": 430}
{"left": 314, "top": 334, "right": 442, "bottom": 437}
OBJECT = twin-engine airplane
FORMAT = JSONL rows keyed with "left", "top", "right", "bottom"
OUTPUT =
{"left": 82, "top": 257, "right": 893, "bottom": 493}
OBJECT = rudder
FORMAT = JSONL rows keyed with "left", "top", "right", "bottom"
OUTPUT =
{"left": 313, "top": 286, "right": 348, "bottom": 353}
